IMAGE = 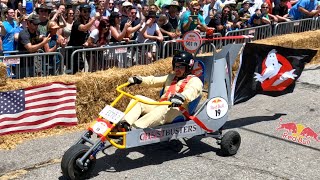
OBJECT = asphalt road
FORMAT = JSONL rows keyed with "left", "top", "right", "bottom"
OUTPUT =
{"left": 0, "top": 65, "right": 320, "bottom": 180}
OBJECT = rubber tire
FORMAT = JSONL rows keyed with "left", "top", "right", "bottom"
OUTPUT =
{"left": 61, "top": 144, "right": 96, "bottom": 180}
{"left": 220, "top": 131, "right": 241, "bottom": 156}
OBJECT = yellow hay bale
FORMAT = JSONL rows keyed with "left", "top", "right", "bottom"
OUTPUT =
{"left": 0, "top": 63, "right": 7, "bottom": 86}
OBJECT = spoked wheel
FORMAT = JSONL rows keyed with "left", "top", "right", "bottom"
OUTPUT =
{"left": 61, "top": 144, "right": 96, "bottom": 180}
{"left": 220, "top": 131, "right": 241, "bottom": 156}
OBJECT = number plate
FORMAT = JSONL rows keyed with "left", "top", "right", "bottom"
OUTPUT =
{"left": 92, "top": 121, "right": 109, "bottom": 135}
{"left": 99, "top": 105, "right": 125, "bottom": 124}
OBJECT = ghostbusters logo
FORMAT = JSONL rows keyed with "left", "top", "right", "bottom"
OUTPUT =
{"left": 254, "top": 49, "right": 297, "bottom": 91}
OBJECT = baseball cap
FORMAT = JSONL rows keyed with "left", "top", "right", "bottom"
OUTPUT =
{"left": 79, "top": 4, "right": 91, "bottom": 10}
{"left": 27, "top": 14, "right": 41, "bottom": 25}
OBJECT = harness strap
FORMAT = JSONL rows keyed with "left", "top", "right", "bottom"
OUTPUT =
{"left": 179, "top": 107, "right": 214, "bottom": 132}
{"left": 160, "top": 75, "right": 194, "bottom": 101}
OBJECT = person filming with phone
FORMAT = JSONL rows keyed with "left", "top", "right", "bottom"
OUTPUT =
{"left": 179, "top": 0, "right": 208, "bottom": 35}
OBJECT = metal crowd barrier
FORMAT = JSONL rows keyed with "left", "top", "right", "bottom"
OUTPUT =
{"left": 0, "top": 51, "right": 64, "bottom": 79}
{"left": 314, "top": 17, "right": 320, "bottom": 30}
{"left": 273, "top": 17, "right": 316, "bottom": 36}
{"left": 224, "top": 24, "right": 272, "bottom": 45}
{"left": 70, "top": 42, "right": 158, "bottom": 73}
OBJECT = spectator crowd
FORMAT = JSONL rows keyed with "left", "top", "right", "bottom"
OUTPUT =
{"left": 0, "top": 0, "right": 320, "bottom": 76}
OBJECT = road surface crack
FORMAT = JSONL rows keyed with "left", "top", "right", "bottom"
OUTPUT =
{"left": 0, "top": 158, "right": 61, "bottom": 179}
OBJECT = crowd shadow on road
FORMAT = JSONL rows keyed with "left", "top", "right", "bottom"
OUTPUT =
{"left": 224, "top": 113, "right": 286, "bottom": 130}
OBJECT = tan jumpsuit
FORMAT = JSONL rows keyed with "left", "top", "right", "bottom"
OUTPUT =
{"left": 124, "top": 73, "right": 203, "bottom": 128}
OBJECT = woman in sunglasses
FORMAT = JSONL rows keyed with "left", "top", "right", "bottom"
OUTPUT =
{"left": 83, "top": 19, "right": 110, "bottom": 71}
{"left": 83, "top": 19, "right": 110, "bottom": 47}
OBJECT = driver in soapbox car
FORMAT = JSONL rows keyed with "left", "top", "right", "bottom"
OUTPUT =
{"left": 118, "top": 50, "right": 203, "bottom": 130}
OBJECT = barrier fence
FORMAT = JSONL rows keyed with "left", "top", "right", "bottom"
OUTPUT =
{"left": 1, "top": 17, "right": 320, "bottom": 78}
{"left": 0, "top": 51, "right": 64, "bottom": 78}
{"left": 70, "top": 42, "right": 158, "bottom": 73}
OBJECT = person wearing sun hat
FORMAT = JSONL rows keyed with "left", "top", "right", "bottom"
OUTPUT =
{"left": 36, "top": 4, "right": 53, "bottom": 36}
{"left": 44, "top": 20, "right": 66, "bottom": 75}
{"left": 164, "top": 1, "right": 181, "bottom": 30}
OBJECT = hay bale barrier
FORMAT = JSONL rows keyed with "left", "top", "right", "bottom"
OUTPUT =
{"left": 0, "top": 63, "right": 7, "bottom": 86}
{"left": 1, "top": 31, "right": 320, "bottom": 150}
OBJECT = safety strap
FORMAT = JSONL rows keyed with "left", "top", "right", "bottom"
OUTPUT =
{"left": 160, "top": 75, "right": 193, "bottom": 101}
{"left": 160, "top": 75, "right": 214, "bottom": 132}
{"left": 179, "top": 107, "right": 214, "bottom": 132}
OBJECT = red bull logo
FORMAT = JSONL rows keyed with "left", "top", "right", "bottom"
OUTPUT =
{"left": 276, "top": 118, "right": 320, "bottom": 145}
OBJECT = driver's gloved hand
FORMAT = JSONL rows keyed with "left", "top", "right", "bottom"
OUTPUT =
{"left": 128, "top": 76, "right": 142, "bottom": 85}
{"left": 169, "top": 93, "right": 186, "bottom": 107}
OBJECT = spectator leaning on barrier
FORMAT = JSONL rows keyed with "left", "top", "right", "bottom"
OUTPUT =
{"left": 288, "top": 0, "right": 320, "bottom": 20}
{"left": 68, "top": 4, "right": 100, "bottom": 73}
{"left": 248, "top": 3, "right": 277, "bottom": 27}
{"left": 137, "top": 11, "right": 164, "bottom": 62}
{"left": 180, "top": 1, "right": 207, "bottom": 35}
{"left": 84, "top": 19, "right": 110, "bottom": 47}
{"left": 17, "top": 14, "right": 51, "bottom": 53}
{"left": 44, "top": 20, "right": 66, "bottom": 52}
{"left": 238, "top": 0, "right": 253, "bottom": 28}
{"left": 0, "top": 8, "right": 19, "bottom": 52}
{"left": 109, "top": 11, "right": 131, "bottom": 42}
{"left": 158, "top": 14, "right": 175, "bottom": 38}
{"left": 272, "top": 0, "right": 291, "bottom": 22}
{"left": 208, "top": 5, "right": 233, "bottom": 35}
{"left": 44, "top": 20, "right": 66, "bottom": 75}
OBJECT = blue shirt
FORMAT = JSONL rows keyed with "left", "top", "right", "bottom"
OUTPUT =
{"left": 180, "top": 11, "right": 206, "bottom": 35}
{"left": 2, "top": 21, "right": 19, "bottom": 51}
{"left": 289, "top": 0, "right": 318, "bottom": 20}
{"left": 26, "top": 0, "right": 34, "bottom": 15}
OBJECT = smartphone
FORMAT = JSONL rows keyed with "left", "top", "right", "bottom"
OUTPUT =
{"left": 190, "top": 15, "right": 198, "bottom": 20}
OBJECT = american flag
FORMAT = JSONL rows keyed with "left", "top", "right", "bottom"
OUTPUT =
{"left": 0, "top": 82, "right": 77, "bottom": 135}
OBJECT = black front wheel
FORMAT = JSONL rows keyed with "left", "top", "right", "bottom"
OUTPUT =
{"left": 61, "top": 144, "right": 96, "bottom": 180}
{"left": 220, "top": 131, "right": 241, "bottom": 156}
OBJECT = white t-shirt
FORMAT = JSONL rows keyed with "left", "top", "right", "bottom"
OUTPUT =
{"left": 89, "top": 29, "right": 99, "bottom": 44}
{"left": 137, "top": 23, "right": 159, "bottom": 43}
{"left": 89, "top": 29, "right": 111, "bottom": 45}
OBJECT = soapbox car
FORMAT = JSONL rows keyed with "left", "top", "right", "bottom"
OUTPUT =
{"left": 61, "top": 43, "right": 242, "bottom": 180}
